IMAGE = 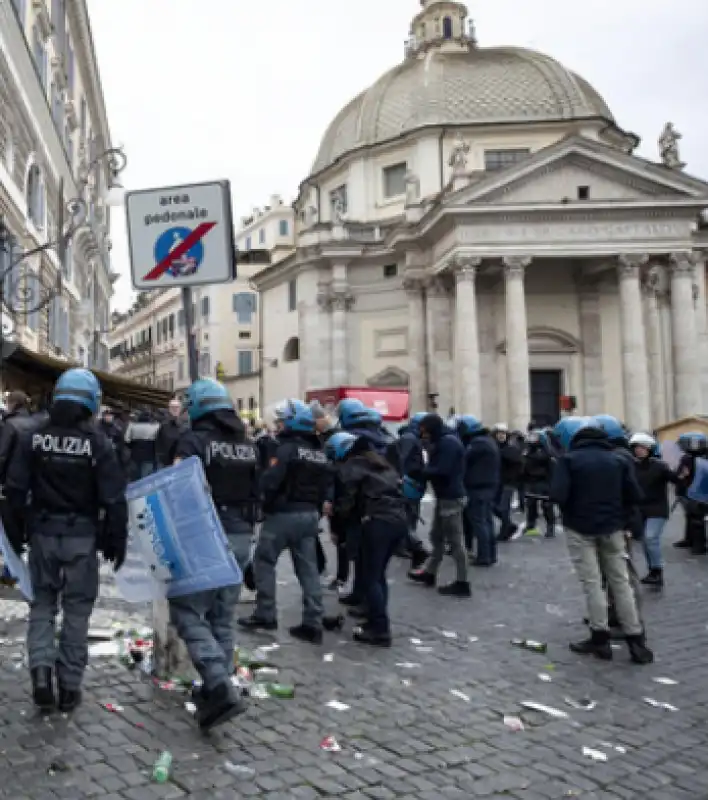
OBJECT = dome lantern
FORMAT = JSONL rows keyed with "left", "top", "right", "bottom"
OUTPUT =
{"left": 405, "top": 0, "right": 475, "bottom": 59}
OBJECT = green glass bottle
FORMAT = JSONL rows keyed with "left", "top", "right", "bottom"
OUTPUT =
{"left": 511, "top": 639, "right": 547, "bottom": 654}
{"left": 267, "top": 683, "right": 295, "bottom": 698}
{"left": 152, "top": 751, "right": 172, "bottom": 783}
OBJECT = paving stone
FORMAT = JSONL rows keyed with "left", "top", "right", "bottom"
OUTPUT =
{"left": 0, "top": 515, "right": 706, "bottom": 798}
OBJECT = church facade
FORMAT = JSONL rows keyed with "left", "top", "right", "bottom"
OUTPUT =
{"left": 253, "top": 0, "right": 708, "bottom": 430}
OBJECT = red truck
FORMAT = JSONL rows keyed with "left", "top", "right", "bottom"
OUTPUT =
{"left": 304, "top": 386, "right": 410, "bottom": 432}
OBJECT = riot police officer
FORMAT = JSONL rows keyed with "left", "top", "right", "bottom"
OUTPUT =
{"left": 176, "top": 380, "right": 257, "bottom": 600}
{"left": 238, "top": 400, "right": 332, "bottom": 644}
{"left": 4, "top": 369, "right": 128, "bottom": 713}
{"left": 170, "top": 378, "right": 251, "bottom": 730}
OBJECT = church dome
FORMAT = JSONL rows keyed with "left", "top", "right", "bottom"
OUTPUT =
{"left": 311, "top": 2, "right": 614, "bottom": 176}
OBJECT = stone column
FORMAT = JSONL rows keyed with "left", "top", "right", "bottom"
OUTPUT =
{"left": 425, "top": 276, "right": 454, "bottom": 415}
{"left": 329, "top": 263, "right": 352, "bottom": 386}
{"left": 298, "top": 280, "right": 331, "bottom": 390}
{"left": 691, "top": 255, "right": 708, "bottom": 410}
{"left": 452, "top": 256, "right": 482, "bottom": 414}
{"left": 669, "top": 252, "right": 701, "bottom": 417}
{"left": 577, "top": 274, "right": 605, "bottom": 415}
{"left": 617, "top": 255, "right": 651, "bottom": 431}
{"left": 404, "top": 275, "right": 427, "bottom": 412}
{"left": 643, "top": 266, "right": 668, "bottom": 427}
{"left": 502, "top": 256, "right": 531, "bottom": 430}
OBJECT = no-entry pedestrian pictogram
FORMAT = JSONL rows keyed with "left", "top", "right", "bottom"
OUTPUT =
{"left": 126, "top": 181, "right": 235, "bottom": 289}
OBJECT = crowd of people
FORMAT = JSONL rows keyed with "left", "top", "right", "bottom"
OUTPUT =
{"left": 0, "top": 372, "right": 705, "bottom": 732}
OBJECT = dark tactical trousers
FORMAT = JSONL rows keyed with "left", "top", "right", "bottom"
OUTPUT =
{"left": 169, "top": 585, "right": 240, "bottom": 690}
{"left": 168, "top": 508, "right": 248, "bottom": 690}
{"left": 253, "top": 511, "right": 323, "bottom": 628}
{"left": 219, "top": 508, "right": 253, "bottom": 604}
{"left": 27, "top": 517, "right": 99, "bottom": 691}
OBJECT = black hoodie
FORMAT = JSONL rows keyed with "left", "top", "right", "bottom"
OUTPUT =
{"left": 550, "top": 428, "right": 642, "bottom": 536}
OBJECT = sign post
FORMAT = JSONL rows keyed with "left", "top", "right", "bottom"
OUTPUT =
{"left": 126, "top": 180, "right": 236, "bottom": 679}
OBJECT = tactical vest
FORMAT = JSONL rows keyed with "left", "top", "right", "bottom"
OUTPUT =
{"left": 30, "top": 422, "right": 97, "bottom": 513}
{"left": 201, "top": 430, "right": 258, "bottom": 507}
{"left": 284, "top": 443, "right": 329, "bottom": 506}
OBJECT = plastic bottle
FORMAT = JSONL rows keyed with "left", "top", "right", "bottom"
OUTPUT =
{"left": 152, "top": 751, "right": 173, "bottom": 783}
{"left": 511, "top": 639, "right": 547, "bottom": 654}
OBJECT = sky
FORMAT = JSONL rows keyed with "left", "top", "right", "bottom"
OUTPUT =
{"left": 87, "top": 0, "right": 708, "bottom": 311}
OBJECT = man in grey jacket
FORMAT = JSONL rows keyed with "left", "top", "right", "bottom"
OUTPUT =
{"left": 124, "top": 410, "right": 160, "bottom": 480}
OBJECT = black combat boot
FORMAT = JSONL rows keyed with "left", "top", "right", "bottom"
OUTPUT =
{"left": 236, "top": 615, "right": 277, "bottom": 632}
{"left": 626, "top": 634, "right": 654, "bottom": 664}
{"left": 437, "top": 581, "right": 471, "bottom": 597}
{"left": 407, "top": 569, "right": 435, "bottom": 586}
{"left": 197, "top": 681, "right": 246, "bottom": 731}
{"left": 288, "top": 624, "right": 323, "bottom": 644}
{"left": 690, "top": 527, "right": 707, "bottom": 555}
{"left": 31, "top": 667, "right": 55, "bottom": 712}
{"left": 569, "top": 629, "right": 612, "bottom": 660}
{"left": 640, "top": 568, "right": 664, "bottom": 588}
{"left": 353, "top": 625, "right": 392, "bottom": 648}
{"left": 410, "top": 546, "right": 430, "bottom": 570}
{"left": 338, "top": 593, "right": 363, "bottom": 606}
{"left": 57, "top": 686, "right": 82, "bottom": 713}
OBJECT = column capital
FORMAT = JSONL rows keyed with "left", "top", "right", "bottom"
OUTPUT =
{"left": 502, "top": 256, "right": 532, "bottom": 277}
{"left": 617, "top": 253, "right": 648, "bottom": 278}
{"left": 425, "top": 275, "right": 453, "bottom": 296}
{"left": 403, "top": 273, "right": 426, "bottom": 295}
{"left": 669, "top": 251, "right": 698, "bottom": 274}
{"left": 450, "top": 255, "right": 482, "bottom": 283}
{"left": 317, "top": 285, "right": 354, "bottom": 311}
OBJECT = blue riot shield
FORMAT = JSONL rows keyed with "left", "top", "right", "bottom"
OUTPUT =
{"left": 126, "top": 456, "right": 242, "bottom": 598}
{"left": 687, "top": 457, "right": 708, "bottom": 504}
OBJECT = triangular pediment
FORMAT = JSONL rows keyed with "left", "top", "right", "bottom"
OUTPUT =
{"left": 447, "top": 136, "right": 708, "bottom": 207}
{"left": 367, "top": 366, "right": 409, "bottom": 388}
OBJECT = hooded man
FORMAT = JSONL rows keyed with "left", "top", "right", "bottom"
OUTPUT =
{"left": 408, "top": 413, "right": 470, "bottom": 597}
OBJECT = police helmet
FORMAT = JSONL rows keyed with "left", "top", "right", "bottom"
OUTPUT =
{"left": 280, "top": 398, "right": 316, "bottom": 433}
{"left": 456, "top": 415, "right": 483, "bottom": 437}
{"left": 492, "top": 422, "right": 508, "bottom": 433}
{"left": 183, "top": 378, "right": 233, "bottom": 422}
{"left": 324, "top": 431, "right": 358, "bottom": 461}
{"left": 678, "top": 431, "right": 708, "bottom": 454}
{"left": 629, "top": 432, "right": 656, "bottom": 451}
{"left": 53, "top": 368, "right": 102, "bottom": 415}
{"left": 339, "top": 402, "right": 382, "bottom": 430}
{"left": 336, "top": 399, "right": 366, "bottom": 428}
{"left": 592, "top": 414, "right": 626, "bottom": 441}
{"left": 407, "top": 412, "right": 427, "bottom": 436}
{"left": 552, "top": 416, "right": 593, "bottom": 451}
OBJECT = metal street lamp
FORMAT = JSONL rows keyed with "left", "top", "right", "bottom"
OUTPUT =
{"left": 0, "top": 145, "right": 128, "bottom": 383}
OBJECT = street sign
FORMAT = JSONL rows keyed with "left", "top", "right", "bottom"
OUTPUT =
{"left": 125, "top": 181, "right": 235, "bottom": 289}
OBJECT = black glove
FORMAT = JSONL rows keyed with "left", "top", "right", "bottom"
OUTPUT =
{"left": 4, "top": 512, "right": 27, "bottom": 556}
{"left": 102, "top": 533, "right": 127, "bottom": 572}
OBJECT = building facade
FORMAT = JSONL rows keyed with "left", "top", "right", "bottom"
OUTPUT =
{"left": 108, "top": 197, "right": 295, "bottom": 414}
{"left": 1, "top": 0, "right": 115, "bottom": 368}
{"left": 252, "top": 0, "right": 708, "bottom": 430}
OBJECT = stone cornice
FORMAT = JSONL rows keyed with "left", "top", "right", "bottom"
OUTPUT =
{"left": 67, "top": 2, "right": 112, "bottom": 151}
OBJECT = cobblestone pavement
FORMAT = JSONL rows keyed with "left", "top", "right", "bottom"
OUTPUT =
{"left": 1, "top": 512, "right": 707, "bottom": 799}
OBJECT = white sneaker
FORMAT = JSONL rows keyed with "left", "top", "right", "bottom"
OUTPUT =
{"left": 511, "top": 523, "right": 525, "bottom": 541}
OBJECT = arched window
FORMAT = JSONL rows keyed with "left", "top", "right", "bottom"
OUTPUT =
{"left": 283, "top": 337, "right": 300, "bottom": 362}
{"left": 26, "top": 163, "right": 45, "bottom": 229}
{"left": 442, "top": 16, "right": 453, "bottom": 38}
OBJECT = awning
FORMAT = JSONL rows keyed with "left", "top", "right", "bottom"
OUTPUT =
{"left": 1, "top": 344, "right": 172, "bottom": 408}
